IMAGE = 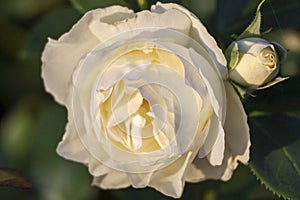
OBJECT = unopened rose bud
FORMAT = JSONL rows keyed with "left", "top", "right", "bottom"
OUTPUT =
{"left": 227, "top": 37, "right": 285, "bottom": 88}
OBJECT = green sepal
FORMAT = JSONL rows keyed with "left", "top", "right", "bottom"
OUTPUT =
{"left": 230, "top": 34, "right": 238, "bottom": 39}
{"left": 262, "top": 27, "right": 273, "bottom": 35}
{"left": 237, "top": 0, "right": 266, "bottom": 40}
{"left": 225, "top": 41, "right": 239, "bottom": 70}
{"left": 230, "top": 81, "right": 256, "bottom": 101}
{"left": 257, "top": 77, "right": 289, "bottom": 90}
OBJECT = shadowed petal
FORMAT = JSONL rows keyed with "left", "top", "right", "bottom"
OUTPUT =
{"left": 223, "top": 81, "right": 250, "bottom": 164}
{"left": 148, "top": 152, "right": 193, "bottom": 198}
{"left": 41, "top": 12, "right": 99, "bottom": 105}
{"left": 186, "top": 82, "right": 250, "bottom": 182}
{"left": 92, "top": 171, "right": 131, "bottom": 189}
{"left": 151, "top": 2, "right": 227, "bottom": 78}
{"left": 56, "top": 118, "right": 90, "bottom": 164}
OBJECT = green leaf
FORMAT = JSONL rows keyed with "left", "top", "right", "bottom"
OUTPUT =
{"left": 218, "top": 165, "right": 280, "bottom": 199}
{"left": 0, "top": 168, "right": 32, "bottom": 189}
{"left": 225, "top": 41, "right": 239, "bottom": 70}
{"left": 237, "top": 0, "right": 265, "bottom": 40}
{"left": 70, "top": 0, "right": 132, "bottom": 13}
{"left": 249, "top": 113, "right": 300, "bottom": 199}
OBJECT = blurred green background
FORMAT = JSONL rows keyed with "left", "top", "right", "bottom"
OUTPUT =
{"left": 0, "top": 0, "right": 299, "bottom": 199}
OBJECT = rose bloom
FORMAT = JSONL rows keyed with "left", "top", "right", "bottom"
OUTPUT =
{"left": 41, "top": 2, "right": 250, "bottom": 198}
{"left": 229, "top": 37, "right": 280, "bottom": 88}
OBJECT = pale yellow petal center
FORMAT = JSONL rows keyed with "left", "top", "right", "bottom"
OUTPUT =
{"left": 260, "top": 46, "right": 276, "bottom": 68}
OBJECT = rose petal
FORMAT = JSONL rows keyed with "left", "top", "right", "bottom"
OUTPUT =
{"left": 189, "top": 48, "right": 226, "bottom": 124}
{"left": 151, "top": 2, "right": 227, "bottom": 79}
{"left": 229, "top": 53, "right": 277, "bottom": 87}
{"left": 56, "top": 118, "right": 90, "bottom": 164}
{"left": 106, "top": 82, "right": 144, "bottom": 128}
{"left": 89, "top": 8, "right": 191, "bottom": 41}
{"left": 123, "top": 64, "right": 202, "bottom": 154}
{"left": 154, "top": 42, "right": 226, "bottom": 126}
{"left": 92, "top": 170, "right": 131, "bottom": 189}
{"left": 223, "top": 82, "right": 250, "bottom": 163}
{"left": 41, "top": 10, "right": 102, "bottom": 105}
{"left": 127, "top": 172, "right": 153, "bottom": 188}
{"left": 185, "top": 82, "right": 250, "bottom": 182}
{"left": 207, "top": 129, "right": 225, "bottom": 166}
{"left": 56, "top": 111, "right": 124, "bottom": 180}
{"left": 88, "top": 157, "right": 110, "bottom": 177}
{"left": 198, "top": 112, "right": 225, "bottom": 166}
{"left": 237, "top": 37, "right": 272, "bottom": 54}
{"left": 149, "top": 151, "right": 193, "bottom": 198}
{"left": 187, "top": 47, "right": 227, "bottom": 164}
{"left": 186, "top": 146, "right": 232, "bottom": 182}
{"left": 88, "top": 6, "right": 135, "bottom": 41}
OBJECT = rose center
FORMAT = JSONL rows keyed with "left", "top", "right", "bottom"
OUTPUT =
{"left": 260, "top": 47, "right": 276, "bottom": 68}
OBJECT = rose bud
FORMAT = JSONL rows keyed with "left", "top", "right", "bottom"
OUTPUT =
{"left": 227, "top": 37, "right": 286, "bottom": 88}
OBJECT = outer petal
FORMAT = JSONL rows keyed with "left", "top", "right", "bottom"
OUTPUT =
{"left": 189, "top": 41, "right": 226, "bottom": 125}
{"left": 147, "top": 118, "right": 212, "bottom": 198}
{"left": 127, "top": 173, "right": 153, "bottom": 188}
{"left": 56, "top": 113, "right": 116, "bottom": 180}
{"left": 198, "top": 113, "right": 225, "bottom": 166}
{"left": 186, "top": 146, "right": 234, "bottom": 182}
{"left": 148, "top": 152, "right": 193, "bottom": 198}
{"left": 91, "top": 152, "right": 194, "bottom": 198}
{"left": 223, "top": 81, "right": 250, "bottom": 164}
{"left": 92, "top": 170, "right": 131, "bottom": 189}
{"left": 151, "top": 2, "right": 227, "bottom": 79}
{"left": 186, "top": 82, "right": 250, "bottom": 182}
{"left": 56, "top": 117, "right": 90, "bottom": 164}
{"left": 188, "top": 47, "right": 226, "bottom": 165}
{"left": 237, "top": 37, "right": 271, "bottom": 54}
{"left": 58, "top": 115, "right": 131, "bottom": 189}
{"left": 41, "top": 6, "right": 134, "bottom": 105}
{"left": 89, "top": 7, "right": 191, "bottom": 41}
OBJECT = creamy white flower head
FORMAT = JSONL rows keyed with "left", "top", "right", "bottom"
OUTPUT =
{"left": 41, "top": 2, "right": 250, "bottom": 198}
{"left": 229, "top": 37, "right": 279, "bottom": 88}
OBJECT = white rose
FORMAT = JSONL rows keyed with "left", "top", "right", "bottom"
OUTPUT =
{"left": 228, "top": 37, "right": 279, "bottom": 88}
{"left": 41, "top": 2, "right": 250, "bottom": 198}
